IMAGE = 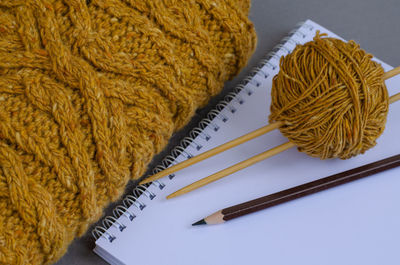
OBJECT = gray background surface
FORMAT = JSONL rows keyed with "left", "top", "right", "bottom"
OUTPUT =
{"left": 56, "top": 0, "right": 400, "bottom": 264}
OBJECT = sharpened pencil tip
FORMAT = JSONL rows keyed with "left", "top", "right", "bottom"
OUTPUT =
{"left": 192, "top": 219, "right": 207, "bottom": 226}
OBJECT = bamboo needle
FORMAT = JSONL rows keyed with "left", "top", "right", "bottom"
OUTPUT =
{"left": 383, "top": 65, "right": 400, "bottom": 80}
{"left": 389, "top": 91, "right": 400, "bottom": 104}
{"left": 140, "top": 121, "right": 282, "bottom": 184}
{"left": 166, "top": 70, "right": 400, "bottom": 200}
{"left": 166, "top": 141, "right": 295, "bottom": 199}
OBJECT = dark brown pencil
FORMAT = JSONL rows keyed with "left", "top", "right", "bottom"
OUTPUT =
{"left": 192, "top": 154, "right": 400, "bottom": 226}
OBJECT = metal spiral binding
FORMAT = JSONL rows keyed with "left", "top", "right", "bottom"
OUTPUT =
{"left": 92, "top": 21, "right": 313, "bottom": 243}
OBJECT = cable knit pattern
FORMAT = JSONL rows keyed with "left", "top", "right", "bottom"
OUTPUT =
{"left": 0, "top": 1, "right": 256, "bottom": 264}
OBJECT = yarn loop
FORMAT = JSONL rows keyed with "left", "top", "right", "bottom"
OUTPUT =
{"left": 269, "top": 33, "right": 389, "bottom": 159}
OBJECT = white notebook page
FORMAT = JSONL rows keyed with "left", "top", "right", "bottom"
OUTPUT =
{"left": 94, "top": 20, "right": 400, "bottom": 265}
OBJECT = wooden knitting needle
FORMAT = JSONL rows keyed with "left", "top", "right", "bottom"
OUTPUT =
{"left": 141, "top": 66, "right": 400, "bottom": 186}
{"left": 139, "top": 121, "right": 282, "bottom": 184}
{"left": 383, "top": 65, "right": 400, "bottom": 80}
{"left": 166, "top": 72, "right": 400, "bottom": 199}
{"left": 389, "top": 92, "right": 400, "bottom": 104}
{"left": 167, "top": 141, "right": 295, "bottom": 199}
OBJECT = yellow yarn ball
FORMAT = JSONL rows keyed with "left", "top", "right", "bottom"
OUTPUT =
{"left": 269, "top": 33, "right": 389, "bottom": 159}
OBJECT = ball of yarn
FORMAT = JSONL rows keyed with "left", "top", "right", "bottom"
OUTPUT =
{"left": 0, "top": 1, "right": 256, "bottom": 264}
{"left": 269, "top": 33, "right": 389, "bottom": 159}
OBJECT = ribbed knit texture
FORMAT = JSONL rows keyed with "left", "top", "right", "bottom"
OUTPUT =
{"left": 0, "top": 1, "right": 256, "bottom": 264}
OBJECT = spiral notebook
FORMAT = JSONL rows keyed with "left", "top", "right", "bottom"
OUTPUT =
{"left": 92, "top": 20, "right": 400, "bottom": 265}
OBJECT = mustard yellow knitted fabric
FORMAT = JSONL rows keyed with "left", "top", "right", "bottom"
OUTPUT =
{"left": 0, "top": 1, "right": 256, "bottom": 264}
